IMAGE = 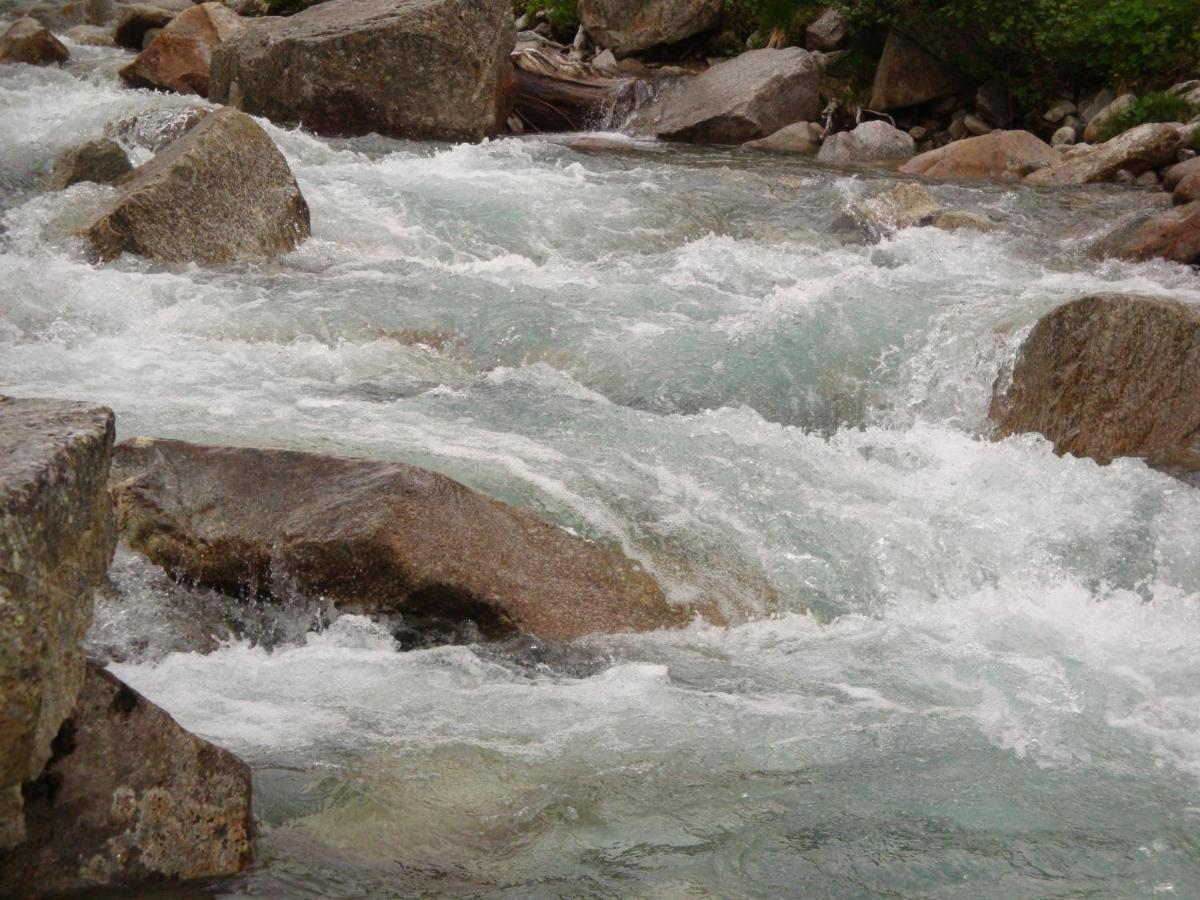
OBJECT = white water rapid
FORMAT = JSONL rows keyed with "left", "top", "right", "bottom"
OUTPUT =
{"left": 3, "top": 43, "right": 1200, "bottom": 898}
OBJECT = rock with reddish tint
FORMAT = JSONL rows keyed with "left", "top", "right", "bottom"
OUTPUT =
{"left": 991, "top": 294, "right": 1200, "bottom": 477}
{"left": 119, "top": 2, "right": 244, "bottom": 97}
{"left": 899, "top": 130, "right": 1060, "bottom": 181}
{"left": 1163, "top": 155, "right": 1200, "bottom": 192}
{"left": 109, "top": 438, "right": 689, "bottom": 641}
{"left": 626, "top": 47, "right": 823, "bottom": 144}
{"left": 0, "top": 17, "right": 68, "bottom": 65}
{"left": 1119, "top": 201, "right": 1200, "bottom": 266}
{"left": 0, "top": 397, "right": 115, "bottom": 850}
{"left": 85, "top": 107, "right": 309, "bottom": 263}
{"left": 868, "top": 30, "right": 957, "bottom": 111}
{"left": 1173, "top": 170, "right": 1200, "bottom": 206}
{"left": 209, "top": 0, "right": 517, "bottom": 142}
{"left": 0, "top": 662, "right": 255, "bottom": 895}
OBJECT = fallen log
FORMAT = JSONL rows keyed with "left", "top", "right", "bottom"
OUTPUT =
{"left": 512, "top": 48, "right": 650, "bottom": 133}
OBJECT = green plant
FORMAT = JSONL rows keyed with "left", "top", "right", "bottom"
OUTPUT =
{"left": 723, "top": 0, "right": 825, "bottom": 47}
{"left": 1097, "top": 92, "right": 1198, "bottom": 141}
{"left": 521, "top": 0, "right": 578, "bottom": 38}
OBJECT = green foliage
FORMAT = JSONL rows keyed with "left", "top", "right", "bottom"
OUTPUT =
{"left": 519, "top": 0, "right": 579, "bottom": 37}
{"left": 831, "top": 0, "right": 1200, "bottom": 108}
{"left": 724, "top": 0, "right": 825, "bottom": 41}
{"left": 1097, "top": 92, "right": 1198, "bottom": 141}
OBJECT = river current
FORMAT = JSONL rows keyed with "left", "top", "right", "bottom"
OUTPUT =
{"left": 3, "top": 43, "right": 1200, "bottom": 898}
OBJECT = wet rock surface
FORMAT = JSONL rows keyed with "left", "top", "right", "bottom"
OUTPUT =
{"left": 0, "top": 662, "right": 255, "bottom": 895}
{"left": 1119, "top": 200, "right": 1200, "bottom": 266}
{"left": 46, "top": 137, "right": 132, "bottom": 189}
{"left": 209, "top": 0, "right": 517, "bottom": 142}
{"left": 85, "top": 107, "right": 310, "bottom": 263}
{"left": 991, "top": 294, "right": 1200, "bottom": 477}
{"left": 0, "top": 17, "right": 68, "bottom": 65}
{"left": 0, "top": 396, "right": 115, "bottom": 850}
{"left": 119, "top": 1, "right": 245, "bottom": 97}
{"left": 109, "top": 438, "right": 690, "bottom": 642}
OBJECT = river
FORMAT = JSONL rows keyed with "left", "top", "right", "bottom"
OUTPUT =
{"left": 3, "top": 41, "right": 1200, "bottom": 898}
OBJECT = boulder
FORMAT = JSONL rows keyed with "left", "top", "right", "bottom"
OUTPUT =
{"left": 805, "top": 7, "right": 846, "bottom": 51}
{"left": 119, "top": 2, "right": 244, "bottom": 97}
{"left": 1163, "top": 155, "right": 1200, "bottom": 191}
{"left": 1082, "top": 92, "right": 1136, "bottom": 143}
{"left": 743, "top": 120, "right": 823, "bottom": 154}
{"left": 0, "top": 17, "right": 69, "bottom": 65}
{"left": 0, "top": 663, "right": 254, "bottom": 895}
{"left": 817, "top": 120, "right": 914, "bottom": 163}
{"left": 1119, "top": 201, "right": 1200, "bottom": 266}
{"left": 577, "top": 0, "right": 720, "bottom": 57}
{"left": 626, "top": 47, "right": 823, "bottom": 144}
{"left": 0, "top": 397, "right": 115, "bottom": 849}
{"left": 109, "top": 438, "right": 689, "bottom": 641}
{"left": 1174, "top": 170, "right": 1200, "bottom": 206}
{"left": 867, "top": 30, "right": 958, "bottom": 111}
{"left": 112, "top": 3, "right": 177, "bottom": 50}
{"left": 852, "top": 182, "right": 941, "bottom": 234}
{"left": 84, "top": 107, "right": 309, "bottom": 263}
{"left": 991, "top": 294, "right": 1200, "bottom": 476}
{"left": 209, "top": 0, "right": 517, "bottom": 142}
{"left": 975, "top": 80, "right": 1011, "bottom": 129}
{"left": 899, "top": 130, "right": 1060, "bottom": 181}
{"left": 1025, "top": 123, "right": 1182, "bottom": 186}
{"left": 46, "top": 138, "right": 132, "bottom": 190}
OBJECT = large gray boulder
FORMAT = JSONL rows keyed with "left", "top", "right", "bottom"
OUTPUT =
{"left": 817, "top": 120, "right": 914, "bottom": 163}
{"left": 85, "top": 107, "right": 310, "bottom": 263}
{"left": 119, "top": 2, "right": 245, "bottom": 97}
{"left": 0, "top": 17, "right": 68, "bottom": 65}
{"left": 209, "top": 0, "right": 517, "bottom": 142}
{"left": 868, "top": 30, "right": 957, "bottom": 111}
{"left": 991, "top": 294, "right": 1200, "bottom": 477}
{"left": 0, "top": 397, "right": 115, "bottom": 849}
{"left": 1025, "top": 123, "right": 1182, "bottom": 185}
{"left": 109, "top": 438, "right": 690, "bottom": 641}
{"left": 578, "top": 0, "right": 721, "bottom": 58}
{"left": 0, "top": 663, "right": 255, "bottom": 895}
{"left": 626, "top": 48, "right": 824, "bottom": 144}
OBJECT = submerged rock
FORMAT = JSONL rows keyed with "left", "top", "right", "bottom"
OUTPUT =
{"left": 626, "top": 47, "right": 824, "bottom": 144}
{"left": 85, "top": 107, "right": 310, "bottom": 263}
{"left": 104, "top": 105, "right": 209, "bottom": 152}
{"left": 47, "top": 138, "right": 132, "bottom": 189}
{"left": 817, "top": 120, "right": 914, "bottom": 163}
{"left": 1025, "top": 123, "right": 1182, "bottom": 186}
{"left": 209, "top": 0, "right": 517, "bottom": 142}
{"left": 578, "top": 0, "right": 720, "bottom": 57}
{"left": 0, "top": 17, "right": 69, "bottom": 65}
{"left": 743, "top": 120, "right": 823, "bottom": 154}
{"left": 0, "top": 397, "right": 115, "bottom": 849}
{"left": 0, "top": 662, "right": 254, "bottom": 895}
{"left": 119, "top": 1, "right": 244, "bottom": 97}
{"left": 867, "top": 30, "right": 957, "bottom": 111}
{"left": 1119, "top": 201, "right": 1200, "bottom": 266}
{"left": 899, "top": 130, "right": 1060, "bottom": 181}
{"left": 991, "top": 294, "right": 1200, "bottom": 477}
{"left": 109, "top": 438, "right": 689, "bottom": 641}
{"left": 852, "top": 182, "right": 941, "bottom": 233}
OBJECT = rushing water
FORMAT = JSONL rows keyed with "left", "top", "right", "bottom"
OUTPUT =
{"left": 4, "top": 43, "right": 1200, "bottom": 898}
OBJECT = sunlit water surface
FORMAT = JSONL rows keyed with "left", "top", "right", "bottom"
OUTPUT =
{"left": 3, "top": 45, "right": 1200, "bottom": 898}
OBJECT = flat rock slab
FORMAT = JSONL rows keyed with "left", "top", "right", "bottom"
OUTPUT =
{"left": 0, "top": 396, "right": 115, "bottom": 849}
{"left": 0, "top": 662, "right": 254, "bottom": 895}
{"left": 899, "top": 130, "right": 1060, "bottom": 181}
{"left": 991, "top": 294, "right": 1200, "bottom": 477}
{"left": 85, "top": 106, "right": 310, "bottom": 263}
{"left": 209, "top": 0, "right": 517, "bottom": 142}
{"left": 627, "top": 48, "right": 824, "bottom": 144}
{"left": 109, "top": 438, "right": 688, "bottom": 641}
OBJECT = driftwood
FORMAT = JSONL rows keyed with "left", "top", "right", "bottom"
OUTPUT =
{"left": 512, "top": 48, "right": 651, "bottom": 133}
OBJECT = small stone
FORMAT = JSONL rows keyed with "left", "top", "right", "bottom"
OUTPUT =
{"left": 1114, "top": 168, "right": 1136, "bottom": 185}
{"left": 1051, "top": 125, "right": 1077, "bottom": 147}
{"left": 1135, "top": 170, "right": 1159, "bottom": 187}
{"left": 963, "top": 114, "right": 991, "bottom": 136}
{"left": 908, "top": 125, "right": 928, "bottom": 141}
{"left": 1043, "top": 99, "right": 1076, "bottom": 124}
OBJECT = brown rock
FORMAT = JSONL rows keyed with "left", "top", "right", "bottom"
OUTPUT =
{"left": 991, "top": 294, "right": 1200, "bottom": 476}
{"left": 743, "top": 120, "right": 823, "bottom": 154}
{"left": 46, "top": 138, "right": 132, "bottom": 190}
{"left": 0, "top": 662, "right": 254, "bottom": 895}
{"left": 0, "top": 397, "right": 115, "bottom": 849}
{"left": 109, "top": 438, "right": 689, "bottom": 641}
{"left": 209, "top": 0, "right": 517, "bottom": 142}
{"left": 1119, "top": 201, "right": 1200, "bottom": 266}
{"left": 104, "top": 105, "right": 209, "bottom": 153}
{"left": 1174, "top": 169, "right": 1200, "bottom": 206}
{"left": 578, "top": 0, "right": 720, "bottom": 57}
{"left": 1164, "top": 155, "right": 1200, "bottom": 191}
{"left": 626, "top": 48, "right": 824, "bottom": 144}
{"left": 1026, "top": 123, "right": 1182, "bottom": 186}
{"left": 85, "top": 107, "right": 310, "bottom": 263}
{"left": 0, "top": 17, "right": 69, "bottom": 65}
{"left": 119, "top": 2, "right": 244, "bottom": 97}
{"left": 899, "top": 130, "right": 1060, "bottom": 181}
{"left": 867, "top": 30, "right": 958, "bottom": 111}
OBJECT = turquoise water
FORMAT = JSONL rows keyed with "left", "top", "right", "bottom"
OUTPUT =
{"left": 3, "top": 42, "right": 1200, "bottom": 898}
